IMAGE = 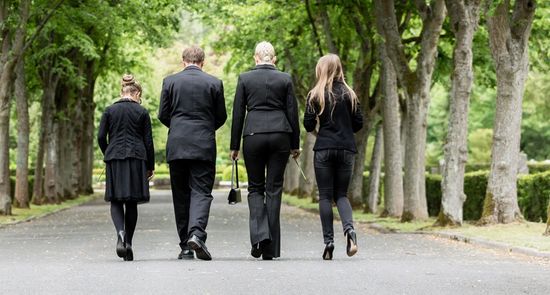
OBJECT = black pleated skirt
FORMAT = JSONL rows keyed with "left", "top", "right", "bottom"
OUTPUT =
{"left": 104, "top": 158, "right": 150, "bottom": 204}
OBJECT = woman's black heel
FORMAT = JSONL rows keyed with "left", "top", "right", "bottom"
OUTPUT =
{"left": 116, "top": 230, "right": 127, "bottom": 258}
{"left": 346, "top": 230, "right": 357, "bottom": 257}
{"left": 323, "top": 242, "right": 334, "bottom": 260}
{"left": 125, "top": 244, "right": 134, "bottom": 261}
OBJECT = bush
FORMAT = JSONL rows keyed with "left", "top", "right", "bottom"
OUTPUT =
{"left": 221, "top": 163, "right": 248, "bottom": 182}
{"left": 518, "top": 171, "right": 550, "bottom": 222}
{"left": 528, "top": 163, "right": 550, "bottom": 174}
{"left": 462, "top": 171, "right": 489, "bottom": 220}
{"left": 425, "top": 170, "right": 550, "bottom": 222}
{"left": 426, "top": 171, "right": 489, "bottom": 220}
{"left": 362, "top": 171, "right": 384, "bottom": 207}
{"left": 425, "top": 174, "right": 442, "bottom": 217}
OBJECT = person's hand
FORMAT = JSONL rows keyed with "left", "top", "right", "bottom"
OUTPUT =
{"left": 291, "top": 149, "right": 301, "bottom": 159}
{"left": 147, "top": 170, "right": 154, "bottom": 181}
{"left": 230, "top": 150, "right": 240, "bottom": 161}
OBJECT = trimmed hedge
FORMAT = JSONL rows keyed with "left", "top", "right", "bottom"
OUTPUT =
{"left": 518, "top": 171, "right": 550, "bottom": 222}
{"left": 528, "top": 163, "right": 550, "bottom": 174}
{"left": 425, "top": 170, "right": 550, "bottom": 222}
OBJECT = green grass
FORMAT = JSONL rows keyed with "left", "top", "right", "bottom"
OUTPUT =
{"left": 0, "top": 194, "right": 100, "bottom": 225}
{"left": 283, "top": 194, "right": 550, "bottom": 252}
{"left": 437, "top": 222, "right": 550, "bottom": 252}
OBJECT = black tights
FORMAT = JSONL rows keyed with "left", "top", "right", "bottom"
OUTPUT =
{"left": 110, "top": 201, "right": 138, "bottom": 245}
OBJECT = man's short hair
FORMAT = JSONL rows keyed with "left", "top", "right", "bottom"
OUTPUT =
{"left": 182, "top": 46, "right": 205, "bottom": 64}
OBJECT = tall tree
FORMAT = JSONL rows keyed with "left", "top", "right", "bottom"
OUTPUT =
{"left": 379, "top": 44, "right": 403, "bottom": 217}
{"left": 365, "top": 122, "right": 383, "bottom": 214}
{"left": 480, "top": 0, "right": 536, "bottom": 224}
{"left": 438, "top": 0, "right": 482, "bottom": 226}
{"left": 14, "top": 56, "right": 30, "bottom": 208}
{"left": 0, "top": 0, "right": 31, "bottom": 214}
{"left": 375, "top": 0, "right": 446, "bottom": 221}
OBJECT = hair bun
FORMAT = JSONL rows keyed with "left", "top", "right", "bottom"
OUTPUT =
{"left": 121, "top": 74, "right": 136, "bottom": 87}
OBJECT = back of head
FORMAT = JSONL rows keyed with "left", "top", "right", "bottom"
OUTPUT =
{"left": 182, "top": 45, "right": 205, "bottom": 64}
{"left": 121, "top": 74, "right": 142, "bottom": 96}
{"left": 308, "top": 54, "right": 357, "bottom": 115}
{"left": 254, "top": 41, "right": 276, "bottom": 63}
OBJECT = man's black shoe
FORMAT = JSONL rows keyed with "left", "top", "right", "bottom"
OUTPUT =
{"left": 178, "top": 249, "right": 195, "bottom": 260}
{"left": 187, "top": 235, "right": 212, "bottom": 261}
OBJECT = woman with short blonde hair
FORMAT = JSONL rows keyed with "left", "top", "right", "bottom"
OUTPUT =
{"left": 304, "top": 54, "right": 362, "bottom": 260}
{"left": 230, "top": 41, "right": 300, "bottom": 260}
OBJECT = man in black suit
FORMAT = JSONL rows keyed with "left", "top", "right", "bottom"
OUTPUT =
{"left": 158, "top": 46, "right": 227, "bottom": 261}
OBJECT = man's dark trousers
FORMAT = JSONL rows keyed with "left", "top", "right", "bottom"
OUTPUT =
{"left": 169, "top": 159, "right": 215, "bottom": 250}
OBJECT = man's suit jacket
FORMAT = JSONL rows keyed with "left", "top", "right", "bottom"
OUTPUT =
{"left": 230, "top": 64, "right": 300, "bottom": 151}
{"left": 158, "top": 65, "right": 227, "bottom": 163}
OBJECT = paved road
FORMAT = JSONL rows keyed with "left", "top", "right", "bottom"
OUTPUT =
{"left": 1, "top": 190, "right": 549, "bottom": 295}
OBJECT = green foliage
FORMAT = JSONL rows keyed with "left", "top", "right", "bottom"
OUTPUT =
{"left": 468, "top": 128, "right": 493, "bottom": 164}
{"left": 221, "top": 163, "right": 248, "bottom": 182}
{"left": 522, "top": 72, "right": 550, "bottom": 160}
{"left": 425, "top": 174, "right": 442, "bottom": 217}
{"left": 518, "top": 171, "right": 550, "bottom": 223}
{"left": 426, "top": 170, "right": 550, "bottom": 222}
{"left": 528, "top": 163, "right": 550, "bottom": 174}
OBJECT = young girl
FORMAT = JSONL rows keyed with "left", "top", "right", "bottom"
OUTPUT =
{"left": 303, "top": 54, "right": 363, "bottom": 260}
{"left": 98, "top": 74, "right": 154, "bottom": 261}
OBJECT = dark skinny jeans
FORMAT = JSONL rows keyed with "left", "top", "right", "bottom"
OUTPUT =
{"left": 314, "top": 149, "right": 355, "bottom": 244}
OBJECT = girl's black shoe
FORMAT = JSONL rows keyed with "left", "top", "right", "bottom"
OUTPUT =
{"left": 116, "top": 231, "right": 127, "bottom": 258}
{"left": 346, "top": 230, "right": 357, "bottom": 257}
{"left": 124, "top": 244, "right": 134, "bottom": 261}
{"left": 323, "top": 242, "right": 334, "bottom": 260}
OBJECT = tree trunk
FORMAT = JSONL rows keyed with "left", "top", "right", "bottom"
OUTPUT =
{"left": 0, "top": 0, "right": 31, "bottom": 215}
{"left": 402, "top": 95, "right": 429, "bottom": 221}
{"left": 380, "top": 47, "right": 403, "bottom": 217}
{"left": 32, "top": 81, "right": 57, "bottom": 205}
{"left": 298, "top": 132, "right": 317, "bottom": 199}
{"left": 366, "top": 123, "right": 383, "bottom": 214}
{"left": 283, "top": 158, "right": 300, "bottom": 195}
{"left": 480, "top": 0, "right": 536, "bottom": 225}
{"left": 0, "top": 75, "right": 11, "bottom": 215}
{"left": 375, "top": 0, "right": 446, "bottom": 222}
{"left": 44, "top": 116, "right": 59, "bottom": 204}
{"left": 438, "top": 0, "right": 481, "bottom": 226}
{"left": 349, "top": 115, "right": 374, "bottom": 207}
{"left": 14, "top": 58, "right": 30, "bottom": 208}
{"left": 78, "top": 69, "right": 96, "bottom": 195}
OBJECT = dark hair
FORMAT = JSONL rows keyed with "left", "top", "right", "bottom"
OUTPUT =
{"left": 121, "top": 74, "right": 142, "bottom": 95}
{"left": 182, "top": 45, "right": 205, "bottom": 64}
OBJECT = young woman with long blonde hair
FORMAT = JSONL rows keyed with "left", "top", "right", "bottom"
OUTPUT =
{"left": 303, "top": 54, "right": 363, "bottom": 260}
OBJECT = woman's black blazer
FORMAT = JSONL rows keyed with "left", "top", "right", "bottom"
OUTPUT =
{"left": 97, "top": 99, "right": 155, "bottom": 171}
{"left": 230, "top": 64, "right": 300, "bottom": 150}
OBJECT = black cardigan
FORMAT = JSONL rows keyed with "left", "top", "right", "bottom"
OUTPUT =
{"left": 98, "top": 99, "right": 155, "bottom": 170}
{"left": 303, "top": 81, "right": 363, "bottom": 153}
{"left": 230, "top": 64, "right": 300, "bottom": 150}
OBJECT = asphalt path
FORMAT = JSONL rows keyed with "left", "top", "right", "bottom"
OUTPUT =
{"left": 1, "top": 190, "right": 549, "bottom": 294}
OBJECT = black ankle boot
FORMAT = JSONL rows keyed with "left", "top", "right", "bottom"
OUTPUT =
{"left": 346, "top": 230, "right": 357, "bottom": 257}
{"left": 116, "top": 230, "right": 127, "bottom": 258}
{"left": 323, "top": 242, "right": 334, "bottom": 260}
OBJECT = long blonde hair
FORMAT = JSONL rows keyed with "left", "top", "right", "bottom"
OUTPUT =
{"left": 307, "top": 54, "right": 358, "bottom": 115}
